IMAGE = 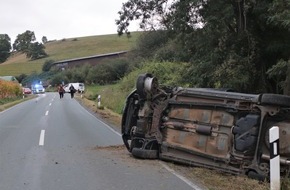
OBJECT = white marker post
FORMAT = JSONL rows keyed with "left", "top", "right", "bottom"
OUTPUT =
{"left": 97, "top": 95, "right": 101, "bottom": 108}
{"left": 269, "top": 126, "right": 280, "bottom": 190}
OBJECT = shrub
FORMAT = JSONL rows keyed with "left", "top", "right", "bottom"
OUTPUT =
{"left": 119, "top": 61, "right": 190, "bottom": 93}
{"left": 42, "top": 59, "right": 55, "bottom": 72}
{"left": 0, "top": 80, "right": 22, "bottom": 99}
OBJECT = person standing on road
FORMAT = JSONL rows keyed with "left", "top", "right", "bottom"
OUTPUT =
{"left": 57, "top": 84, "right": 65, "bottom": 99}
{"left": 69, "top": 84, "right": 76, "bottom": 98}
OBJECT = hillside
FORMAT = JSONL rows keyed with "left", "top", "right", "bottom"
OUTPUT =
{"left": 0, "top": 32, "right": 140, "bottom": 76}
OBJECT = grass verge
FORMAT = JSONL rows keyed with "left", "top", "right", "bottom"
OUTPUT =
{"left": 0, "top": 95, "right": 35, "bottom": 112}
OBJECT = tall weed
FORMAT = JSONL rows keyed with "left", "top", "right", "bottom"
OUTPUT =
{"left": 0, "top": 80, "right": 22, "bottom": 99}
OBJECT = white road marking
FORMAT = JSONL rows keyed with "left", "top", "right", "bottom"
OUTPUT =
{"left": 77, "top": 101, "right": 121, "bottom": 137}
{"left": 49, "top": 103, "right": 52, "bottom": 106}
{"left": 45, "top": 111, "right": 49, "bottom": 116}
{"left": 39, "top": 130, "right": 45, "bottom": 146}
{"left": 159, "top": 162, "right": 207, "bottom": 190}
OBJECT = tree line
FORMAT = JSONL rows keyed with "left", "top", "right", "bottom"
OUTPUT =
{"left": 4, "top": 1, "right": 290, "bottom": 96}
{"left": 0, "top": 30, "right": 47, "bottom": 62}
{"left": 115, "top": 0, "right": 290, "bottom": 95}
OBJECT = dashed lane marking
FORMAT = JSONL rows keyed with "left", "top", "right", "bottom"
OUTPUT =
{"left": 39, "top": 130, "right": 45, "bottom": 146}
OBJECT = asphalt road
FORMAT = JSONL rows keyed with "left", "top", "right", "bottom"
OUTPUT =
{"left": 0, "top": 93, "right": 203, "bottom": 190}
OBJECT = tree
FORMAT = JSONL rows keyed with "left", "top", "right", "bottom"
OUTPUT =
{"left": 0, "top": 34, "right": 11, "bottom": 63}
{"left": 26, "top": 42, "right": 47, "bottom": 60}
{"left": 13, "top": 30, "right": 36, "bottom": 52}
{"left": 42, "top": 59, "right": 54, "bottom": 72}
{"left": 116, "top": 0, "right": 290, "bottom": 93}
{"left": 42, "top": 36, "right": 48, "bottom": 44}
{"left": 16, "top": 74, "right": 28, "bottom": 84}
{"left": 266, "top": 0, "right": 290, "bottom": 95}
{"left": 116, "top": 0, "right": 169, "bottom": 36}
{"left": 13, "top": 30, "right": 47, "bottom": 60}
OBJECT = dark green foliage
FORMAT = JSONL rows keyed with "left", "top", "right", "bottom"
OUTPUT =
{"left": 267, "top": 0, "right": 290, "bottom": 28}
{"left": 25, "top": 42, "right": 47, "bottom": 60}
{"left": 15, "top": 74, "right": 28, "bottom": 84}
{"left": 20, "top": 70, "right": 57, "bottom": 87}
{"left": 119, "top": 61, "right": 190, "bottom": 94}
{"left": 42, "top": 60, "right": 55, "bottom": 72}
{"left": 13, "top": 30, "right": 36, "bottom": 52}
{"left": 116, "top": 0, "right": 167, "bottom": 36}
{"left": 86, "top": 58, "right": 130, "bottom": 84}
{"left": 12, "top": 30, "right": 47, "bottom": 60}
{"left": 267, "top": 60, "right": 290, "bottom": 94}
{"left": 47, "top": 58, "right": 131, "bottom": 86}
{"left": 49, "top": 72, "right": 68, "bottom": 86}
{"left": 20, "top": 72, "right": 40, "bottom": 87}
{"left": 0, "top": 34, "right": 11, "bottom": 63}
{"left": 116, "top": 0, "right": 290, "bottom": 94}
{"left": 42, "top": 36, "right": 48, "bottom": 44}
{"left": 133, "top": 31, "right": 169, "bottom": 59}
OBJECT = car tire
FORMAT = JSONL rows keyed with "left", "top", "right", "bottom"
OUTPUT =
{"left": 247, "top": 170, "right": 267, "bottom": 181}
{"left": 260, "top": 94, "right": 290, "bottom": 107}
{"left": 132, "top": 148, "right": 158, "bottom": 159}
{"left": 136, "top": 73, "right": 152, "bottom": 99}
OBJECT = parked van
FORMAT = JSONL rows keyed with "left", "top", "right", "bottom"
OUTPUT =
{"left": 64, "top": 83, "right": 85, "bottom": 93}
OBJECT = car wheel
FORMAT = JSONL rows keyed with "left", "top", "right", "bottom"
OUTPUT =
{"left": 247, "top": 170, "right": 267, "bottom": 181}
{"left": 132, "top": 148, "right": 158, "bottom": 159}
{"left": 260, "top": 94, "right": 290, "bottom": 107}
{"left": 136, "top": 73, "right": 153, "bottom": 99}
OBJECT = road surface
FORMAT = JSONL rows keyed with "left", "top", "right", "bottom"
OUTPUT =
{"left": 0, "top": 93, "right": 205, "bottom": 190}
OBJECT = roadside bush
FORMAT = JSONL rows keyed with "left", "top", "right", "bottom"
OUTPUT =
{"left": 42, "top": 59, "right": 55, "bottom": 72}
{"left": 0, "top": 80, "right": 22, "bottom": 99}
{"left": 20, "top": 71, "right": 57, "bottom": 87}
{"left": 119, "top": 61, "right": 190, "bottom": 92}
{"left": 134, "top": 31, "right": 170, "bottom": 59}
{"left": 16, "top": 74, "right": 28, "bottom": 84}
{"left": 49, "top": 72, "right": 68, "bottom": 86}
{"left": 86, "top": 61, "right": 189, "bottom": 114}
{"left": 86, "top": 58, "right": 130, "bottom": 85}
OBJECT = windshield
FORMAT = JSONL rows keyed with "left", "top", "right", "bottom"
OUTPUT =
{"left": 34, "top": 84, "right": 44, "bottom": 89}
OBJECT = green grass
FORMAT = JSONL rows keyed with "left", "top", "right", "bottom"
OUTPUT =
{"left": 0, "top": 32, "right": 141, "bottom": 76}
{"left": 84, "top": 84, "right": 128, "bottom": 114}
{"left": 0, "top": 95, "right": 35, "bottom": 112}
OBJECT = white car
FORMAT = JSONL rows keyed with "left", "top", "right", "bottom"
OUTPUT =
{"left": 64, "top": 83, "right": 85, "bottom": 93}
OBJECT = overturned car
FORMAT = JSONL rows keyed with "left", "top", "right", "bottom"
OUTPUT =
{"left": 122, "top": 73, "right": 290, "bottom": 180}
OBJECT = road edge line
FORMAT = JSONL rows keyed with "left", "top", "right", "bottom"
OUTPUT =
{"left": 76, "top": 100, "right": 121, "bottom": 137}
{"left": 159, "top": 161, "right": 208, "bottom": 190}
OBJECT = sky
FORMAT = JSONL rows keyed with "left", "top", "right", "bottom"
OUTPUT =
{"left": 1, "top": 0, "right": 139, "bottom": 43}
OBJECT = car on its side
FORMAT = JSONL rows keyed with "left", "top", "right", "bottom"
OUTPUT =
{"left": 121, "top": 73, "right": 290, "bottom": 180}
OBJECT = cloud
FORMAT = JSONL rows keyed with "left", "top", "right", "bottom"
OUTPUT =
{"left": 1, "top": 0, "right": 140, "bottom": 43}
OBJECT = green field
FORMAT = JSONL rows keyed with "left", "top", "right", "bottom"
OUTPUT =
{"left": 0, "top": 32, "right": 140, "bottom": 76}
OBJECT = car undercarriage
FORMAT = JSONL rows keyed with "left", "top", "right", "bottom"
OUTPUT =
{"left": 121, "top": 73, "right": 290, "bottom": 180}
